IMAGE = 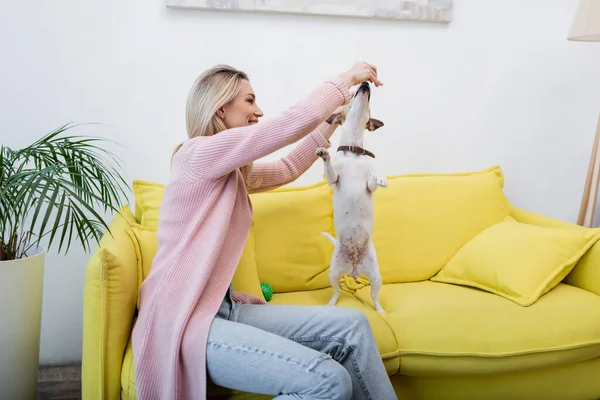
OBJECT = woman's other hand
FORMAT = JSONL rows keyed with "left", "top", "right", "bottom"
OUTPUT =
{"left": 339, "top": 62, "right": 383, "bottom": 89}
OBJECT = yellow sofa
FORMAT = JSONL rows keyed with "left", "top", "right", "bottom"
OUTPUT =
{"left": 81, "top": 166, "right": 600, "bottom": 400}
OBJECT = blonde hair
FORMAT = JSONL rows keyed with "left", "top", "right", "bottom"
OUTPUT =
{"left": 173, "top": 64, "right": 259, "bottom": 187}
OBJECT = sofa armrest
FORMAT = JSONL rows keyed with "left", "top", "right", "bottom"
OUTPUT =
{"left": 81, "top": 206, "right": 140, "bottom": 400}
{"left": 509, "top": 204, "right": 600, "bottom": 296}
{"left": 509, "top": 204, "right": 586, "bottom": 231}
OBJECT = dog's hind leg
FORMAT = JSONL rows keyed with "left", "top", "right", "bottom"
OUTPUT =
{"left": 362, "top": 244, "right": 385, "bottom": 314}
{"left": 327, "top": 273, "right": 344, "bottom": 307}
{"left": 327, "top": 253, "right": 347, "bottom": 307}
{"left": 316, "top": 148, "right": 339, "bottom": 186}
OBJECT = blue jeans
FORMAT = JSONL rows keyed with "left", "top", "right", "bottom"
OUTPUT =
{"left": 206, "top": 286, "right": 397, "bottom": 400}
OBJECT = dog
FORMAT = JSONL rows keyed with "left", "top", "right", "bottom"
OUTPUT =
{"left": 316, "top": 81, "right": 387, "bottom": 314}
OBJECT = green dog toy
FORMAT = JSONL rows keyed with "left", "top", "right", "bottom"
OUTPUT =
{"left": 261, "top": 282, "right": 273, "bottom": 302}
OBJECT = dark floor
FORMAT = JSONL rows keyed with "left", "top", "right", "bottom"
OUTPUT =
{"left": 37, "top": 364, "right": 81, "bottom": 400}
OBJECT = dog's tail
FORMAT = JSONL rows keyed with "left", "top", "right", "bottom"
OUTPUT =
{"left": 321, "top": 232, "right": 336, "bottom": 246}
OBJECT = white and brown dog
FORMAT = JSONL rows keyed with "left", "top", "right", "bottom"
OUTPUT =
{"left": 316, "top": 82, "right": 387, "bottom": 314}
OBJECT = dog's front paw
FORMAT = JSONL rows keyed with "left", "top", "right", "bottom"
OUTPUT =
{"left": 377, "top": 176, "right": 388, "bottom": 188}
{"left": 316, "top": 147, "right": 330, "bottom": 160}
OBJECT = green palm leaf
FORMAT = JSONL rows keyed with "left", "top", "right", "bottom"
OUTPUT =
{"left": 0, "top": 123, "right": 129, "bottom": 261}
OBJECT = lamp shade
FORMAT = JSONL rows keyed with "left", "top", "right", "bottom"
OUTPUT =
{"left": 568, "top": 0, "right": 600, "bottom": 41}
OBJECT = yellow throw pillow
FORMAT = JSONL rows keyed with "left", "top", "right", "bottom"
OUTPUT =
{"left": 250, "top": 181, "right": 334, "bottom": 292}
{"left": 431, "top": 216, "right": 600, "bottom": 306}
{"left": 231, "top": 221, "right": 266, "bottom": 300}
{"left": 129, "top": 224, "right": 156, "bottom": 282}
{"left": 132, "top": 180, "right": 165, "bottom": 229}
{"left": 373, "top": 166, "right": 510, "bottom": 283}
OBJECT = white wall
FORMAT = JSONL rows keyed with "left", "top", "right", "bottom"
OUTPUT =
{"left": 1, "top": 0, "right": 599, "bottom": 364}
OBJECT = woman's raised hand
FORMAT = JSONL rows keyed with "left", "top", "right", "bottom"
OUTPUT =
{"left": 339, "top": 62, "right": 383, "bottom": 88}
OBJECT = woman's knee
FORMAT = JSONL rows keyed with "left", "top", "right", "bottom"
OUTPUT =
{"left": 317, "top": 358, "right": 353, "bottom": 400}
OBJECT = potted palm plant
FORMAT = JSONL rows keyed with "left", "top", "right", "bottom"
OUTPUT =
{"left": 0, "top": 123, "right": 128, "bottom": 399}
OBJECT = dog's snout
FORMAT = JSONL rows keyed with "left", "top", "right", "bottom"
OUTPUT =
{"left": 358, "top": 82, "right": 370, "bottom": 93}
{"left": 355, "top": 82, "right": 371, "bottom": 99}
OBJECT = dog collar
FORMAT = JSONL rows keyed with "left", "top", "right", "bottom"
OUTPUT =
{"left": 337, "top": 145, "right": 375, "bottom": 158}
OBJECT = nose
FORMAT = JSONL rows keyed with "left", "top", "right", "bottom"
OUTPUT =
{"left": 360, "top": 82, "right": 370, "bottom": 89}
{"left": 255, "top": 106, "right": 263, "bottom": 117}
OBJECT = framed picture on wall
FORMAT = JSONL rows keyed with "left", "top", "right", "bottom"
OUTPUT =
{"left": 165, "top": 0, "right": 454, "bottom": 23}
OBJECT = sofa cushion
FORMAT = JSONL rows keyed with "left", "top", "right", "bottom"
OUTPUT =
{"left": 372, "top": 166, "right": 510, "bottom": 283}
{"left": 131, "top": 180, "right": 264, "bottom": 300}
{"left": 353, "top": 281, "right": 600, "bottom": 376}
{"left": 82, "top": 205, "right": 139, "bottom": 400}
{"left": 431, "top": 216, "right": 600, "bottom": 306}
{"left": 250, "top": 181, "right": 335, "bottom": 292}
{"left": 268, "top": 288, "right": 400, "bottom": 375}
{"left": 390, "top": 357, "right": 600, "bottom": 400}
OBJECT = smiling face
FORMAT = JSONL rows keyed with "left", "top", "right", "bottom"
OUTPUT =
{"left": 217, "top": 79, "right": 264, "bottom": 129}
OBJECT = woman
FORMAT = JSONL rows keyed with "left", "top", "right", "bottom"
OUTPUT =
{"left": 132, "top": 62, "right": 397, "bottom": 400}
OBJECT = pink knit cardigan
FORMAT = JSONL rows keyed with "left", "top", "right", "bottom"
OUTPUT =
{"left": 131, "top": 77, "right": 351, "bottom": 399}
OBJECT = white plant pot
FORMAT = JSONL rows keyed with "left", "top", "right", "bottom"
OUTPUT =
{"left": 0, "top": 247, "right": 45, "bottom": 400}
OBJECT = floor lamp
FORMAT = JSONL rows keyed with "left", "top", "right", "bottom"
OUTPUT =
{"left": 568, "top": 0, "right": 600, "bottom": 228}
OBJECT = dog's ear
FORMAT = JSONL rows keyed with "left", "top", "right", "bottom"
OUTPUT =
{"left": 367, "top": 118, "right": 384, "bottom": 131}
{"left": 327, "top": 113, "right": 343, "bottom": 125}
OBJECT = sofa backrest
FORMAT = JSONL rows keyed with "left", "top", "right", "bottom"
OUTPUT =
{"left": 131, "top": 165, "right": 511, "bottom": 292}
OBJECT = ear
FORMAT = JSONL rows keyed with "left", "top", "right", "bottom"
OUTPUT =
{"left": 367, "top": 118, "right": 384, "bottom": 131}
{"left": 327, "top": 113, "right": 343, "bottom": 125}
{"left": 216, "top": 106, "right": 226, "bottom": 120}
